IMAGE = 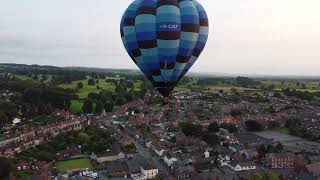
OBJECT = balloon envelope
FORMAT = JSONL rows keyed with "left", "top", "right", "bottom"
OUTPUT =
{"left": 120, "top": 0, "right": 209, "bottom": 97}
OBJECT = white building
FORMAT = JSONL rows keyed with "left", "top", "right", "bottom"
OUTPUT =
{"left": 163, "top": 155, "right": 178, "bottom": 167}
{"left": 218, "top": 155, "right": 231, "bottom": 167}
{"left": 204, "top": 150, "right": 210, "bottom": 158}
{"left": 228, "top": 162, "right": 256, "bottom": 172}
{"left": 140, "top": 162, "right": 158, "bottom": 179}
{"left": 12, "top": 118, "right": 21, "bottom": 125}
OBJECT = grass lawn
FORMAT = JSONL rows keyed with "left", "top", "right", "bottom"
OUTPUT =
{"left": 59, "top": 78, "right": 115, "bottom": 99}
{"left": 59, "top": 77, "right": 141, "bottom": 99}
{"left": 273, "top": 127, "right": 290, "bottom": 134}
{"left": 15, "top": 75, "right": 34, "bottom": 81}
{"left": 55, "top": 158, "right": 93, "bottom": 172}
{"left": 70, "top": 100, "right": 84, "bottom": 113}
{"left": 134, "top": 80, "right": 142, "bottom": 91}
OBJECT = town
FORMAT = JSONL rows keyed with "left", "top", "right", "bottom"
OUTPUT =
{"left": 1, "top": 64, "right": 320, "bottom": 180}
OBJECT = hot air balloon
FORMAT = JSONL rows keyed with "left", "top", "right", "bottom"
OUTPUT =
{"left": 120, "top": 0, "right": 209, "bottom": 104}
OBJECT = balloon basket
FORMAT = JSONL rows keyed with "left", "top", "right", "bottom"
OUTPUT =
{"left": 163, "top": 97, "right": 170, "bottom": 111}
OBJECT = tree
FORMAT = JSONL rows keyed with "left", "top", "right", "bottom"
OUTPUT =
{"left": 275, "top": 142, "right": 284, "bottom": 153}
{"left": 77, "top": 82, "right": 83, "bottom": 89}
{"left": 202, "top": 133, "right": 220, "bottom": 146}
{"left": 104, "top": 102, "right": 114, "bottom": 112}
{"left": 181, "top": 122, "right": 203, "bottom": 137}
{"left": 82, "top": 99, "right": 93, "bottom": 114}
{"left": 248, "top": 172, "right": 263, "bottom": 180}
{"left": 257, "top": 144, "right": 267, "bottom": 155}
{"left": 231, "top": 88, "right": 238, "bottom": 93}
{"left": 88, "top": 78, "right": 96, "bottom": 86}
{"left": 264, "top": 171, "right": 280, "bottom": 180}
{"left": 273, "top": 92, "right": 282, "bottom": 98}
{"left": 220, "top": 122, "right": 238, "bottom": 133}
{"left": 0, "top": 111, "right": 9, "bottom": 126}
{"left": 95, "top": 101, "right": 104, "bottom": 114}
{"left": 78, "top": 132, "right": 91, "bottom": 145}
{"left": 0, "top": 157, "right": 14, "bottom": 179}
{"left": 208, "top": 122, "right": 219, "bottom": 132}
{"left": 231, "top": 108, "right": 242, "bottom": 116}
{"left": 245, "top": 120, "right": 264, "bottom": 131}
{"left": 88, "top": 92, "right": 99, "bottom": 100}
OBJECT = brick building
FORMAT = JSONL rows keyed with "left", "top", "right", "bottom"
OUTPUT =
{"left": 266, "top": 153, "right": 295, "bottom": 169}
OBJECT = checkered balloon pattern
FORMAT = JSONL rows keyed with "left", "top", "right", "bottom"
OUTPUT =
{"left": 121, "top": 0, "right": 209, "bottom": 97}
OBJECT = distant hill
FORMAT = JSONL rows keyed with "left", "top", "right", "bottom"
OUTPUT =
{"left": 1, "top": 63, "right": 320, "bottom": 80}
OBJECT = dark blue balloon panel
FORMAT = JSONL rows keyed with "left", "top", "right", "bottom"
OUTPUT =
{"left": 121, "top": 0, "right": 209, "bottom": 97}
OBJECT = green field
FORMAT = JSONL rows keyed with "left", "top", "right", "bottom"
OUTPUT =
{"left": 55, "top": 158, "right": 93, "bottom": 172}
{"left": 59, "top": 78, "right": 115, "bottom": 99}
{"left": 15, "top": 75, "right": 34, "bottom": 81}
{"left": 70, "top": 100, "right": 84, "bottom": 113}
{"left": 61, "top": 77, "right": 142, "bottom": 113}
{"left": 59, "top": 77, "right": 142, "bottom": 99}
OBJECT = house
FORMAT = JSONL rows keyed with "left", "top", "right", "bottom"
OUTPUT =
{"left": 193, "top": 158, "right": 215, "bottom": 173}
{"left": 229, "top": 143, "right": 243, "bottom": 152}
{"left": 16, "top": 161, "right": 30, "bottom": 171}
{"left": 165, "top": 122, "right": 179, "bottom": 131}
{"left": 307, "top": 155, "right": 320, "bottom": 164}
{"left": 121, "top": 135, "right": 133, "bottom": 146}
{"left": 172, "top": 163, "right": 195, "bottom": 179}
{"left": 240, "top": 148, "right": 259, "bottom": 160}
{"left": 265, "top": 152, "right": 295, "bottom": 169}
{"left": 126, "top": 155, "right": 158, "bottom": 180}
{"left": 12, "top": 118, "right": 21, "bottom": 125}
{"left": 150, "top": 141, "right": 166, "bottom": 157}
{"left": 163, "top": 154, "right": 178, "bottom": 167}
{"left": 140, "top": 161, "right": 158, "bottom": 179}
{"left": 234, "top": 151, "right": 245, "bottom": 162}
{"left": 228, "top": 161, "right": 256, "bottom": 172}
{"left": 204, "top": 150, "right": 210, "bottom": 158}
{"left": 218, "top": 154, "right": 231, "bottom": 167}
{"left": 15, "top": 161, "right": 49, "bottom": 180}
{"left": 306, "top": 162, "right": 320, "bottom": 177}
{"left": 236, "top": 132, "right": 270, "bottom": 148}
{"left": 93, "top": 152, "right": 125, "bottom": 163}
{"left": 127, "top": 158, "right": 144, "bottom": 180}
{"left": 106, "top": 161, "right": 129, "bottom": 178}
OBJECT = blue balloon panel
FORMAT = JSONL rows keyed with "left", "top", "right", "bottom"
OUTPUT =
{"left": 121, "top": 0, "right": 209, "bottom": 97}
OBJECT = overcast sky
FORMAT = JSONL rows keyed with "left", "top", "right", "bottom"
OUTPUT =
{"left": 0, "top": 0, "right": 320, "bottom": 76}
